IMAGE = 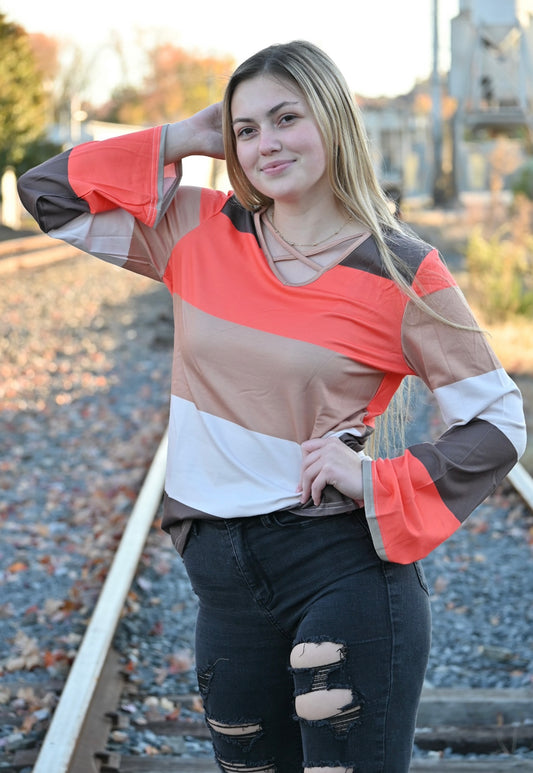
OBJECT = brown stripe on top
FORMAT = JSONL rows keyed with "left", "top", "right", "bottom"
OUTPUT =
{"left": 126, "top": 186, "right": 204, "bottom": 280}
{"left": 18, "top": 150, "right": 84, "bottom": 233}
{"left": 402, "top": 286, "right": 500, "bottom": 390}
{"left": 171, "top": 297, "right": 384, "bottom": 443}
{"left": 409, "top": 419, "right": 517, "bottom": 523}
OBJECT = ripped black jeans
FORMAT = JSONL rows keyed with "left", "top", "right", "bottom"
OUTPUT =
{"left": 179, "top": 509, "right": 431, "bottom": 773}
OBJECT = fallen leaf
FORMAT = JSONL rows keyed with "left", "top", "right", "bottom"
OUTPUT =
{"left": 7, "top": 561, "right": 28, "bottom": 574}
{"left": 191, "top": 695, "right": 204, "bottom": 713}
{"left": 167, "top": 649, "right": 194, "bottom": 674}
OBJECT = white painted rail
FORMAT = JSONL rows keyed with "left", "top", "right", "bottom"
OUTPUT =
{"left": 32, "top": 429, "right": 168, "bottom": 773}
{"left": 507, "top": 461, "right": 533, "bottom": 512}
{"left": 0, "top": 234, "right": 82, "bottom": 273}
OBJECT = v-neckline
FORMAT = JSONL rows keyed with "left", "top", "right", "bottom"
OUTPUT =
{"left": 253, "top": 209, "right": 371, "bottom": 287}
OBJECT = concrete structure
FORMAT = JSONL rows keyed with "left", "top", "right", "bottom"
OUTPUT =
{"left": 449, "top": 0, "right": 533, "bottom": 196}
{"left": 361, "top": 98, "right": 433, "bottom": 203}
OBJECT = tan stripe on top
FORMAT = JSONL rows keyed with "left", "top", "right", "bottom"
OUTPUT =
{"left": 171, "top": 297, "right": 384, "bottom": 444}
{"left": 402, "top": 286, "right": 500, "bottom": 390}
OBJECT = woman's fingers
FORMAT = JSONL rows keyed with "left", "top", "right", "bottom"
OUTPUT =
{"left": 299, "top": 437, "right": 364, "bottom": 505}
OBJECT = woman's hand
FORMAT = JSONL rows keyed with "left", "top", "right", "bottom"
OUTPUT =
{"left": 187, "top": 103, "right": 225, "bottom": 158}
{"left": 164, "top": 103, "right": 225, "bottom": 163}
{"left": 298, "top": 437, "right": 364, "bottom": 506}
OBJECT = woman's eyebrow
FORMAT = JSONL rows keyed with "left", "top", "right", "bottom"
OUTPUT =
{"left": 232, "top": 100, "right": 300, "bottom": 125}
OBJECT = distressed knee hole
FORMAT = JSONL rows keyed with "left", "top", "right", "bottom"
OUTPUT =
{"left": 295, "top": 688, "right": 353, "bottom": 721}
{"left": 290, "top": 641, "right": 345, "bottom": 669}
{"left": 304, "top": 768, "right": 353, "bottom": 773}
{"left": 291, "top": 641, "right": 363, "bottom": 736}
{"left": 217, "top": 759, "right": 276, "bottom": 773}
{"left": 207, "top": 717, "right": 262, "bottom": 739}
{"left": 295, "top": 689, "right": 363, "bottom": 735}
{"left": 291, "top": 641, "right": 351, "bottom": 719}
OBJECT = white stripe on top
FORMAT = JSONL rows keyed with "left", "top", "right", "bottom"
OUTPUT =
{"left": 165, "top": 394, "right": 303, "bottom": 518}
{"left": 433, "top": 368, "right": 526, "bottom": 456}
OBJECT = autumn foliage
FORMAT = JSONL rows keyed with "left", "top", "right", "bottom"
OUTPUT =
{"left": 103, "top": 44, "right": 235, "bottom": 126}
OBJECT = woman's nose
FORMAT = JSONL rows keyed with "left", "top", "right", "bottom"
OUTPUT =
{"left": 259, "top": 130, "right": 281, "bottom": 154}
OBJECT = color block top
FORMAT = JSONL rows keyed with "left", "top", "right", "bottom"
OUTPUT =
{"left": 17, "top": 125, "right": 527, "bottom": 563}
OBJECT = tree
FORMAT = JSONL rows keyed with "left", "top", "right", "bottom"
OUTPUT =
{"left": 28, "top": 32, "right": 60, "bottom": 88}
{"left": 0, "top": 13, "right": 49, "bottom": 172}
{"left": 100, "top": 44, "right": 235, "bottom": 126}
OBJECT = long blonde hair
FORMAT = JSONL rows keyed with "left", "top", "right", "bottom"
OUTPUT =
{"left": 223, "top": 41, "right": 411, "bottom": 277}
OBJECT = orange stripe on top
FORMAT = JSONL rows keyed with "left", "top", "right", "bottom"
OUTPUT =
{"left": 68, "top": 127, "right": 163, "bottom": 227}
{"left": 371, "top": 451, "right": 461, "bottom": 563}
{"left": 413, "top": 249, "right": 458, "bottom": 297}
{"left": 166, "top": 215, "right": 413, "bottom": 373}
{"left": 199, "top": 187, "right": 230, "bottom": 220}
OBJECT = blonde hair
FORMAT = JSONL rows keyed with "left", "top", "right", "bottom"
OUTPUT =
{"left": 224, "top": 43, "right": 398, "bottom": 227}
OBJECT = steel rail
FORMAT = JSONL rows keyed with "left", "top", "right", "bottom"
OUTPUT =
{"left": 32, "top": 429, "right": 168, "bottom": 773}
{"left": 507, "top": 461, "right": 533, "bottom": 512}
{"left": 0, "top": 233, "right": 82, "bottom": 273}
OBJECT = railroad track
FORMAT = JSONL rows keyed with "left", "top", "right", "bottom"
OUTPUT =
{"left": 1, "top": 233, "right": 532, "bottom": 772}
{"left": 0, "top": 232, "right": 83, "bottom": 273}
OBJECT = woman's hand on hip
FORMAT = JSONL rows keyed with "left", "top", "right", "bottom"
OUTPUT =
{"left": 298, "top": 436, "right": 364, "bottom": 506}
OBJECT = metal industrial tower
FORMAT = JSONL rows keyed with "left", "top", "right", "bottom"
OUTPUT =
{"left": 449, "top": 0, "right": 533, "bottom": 196}
{"left": 450, "top": 0, "right": 533, "bottom": 132}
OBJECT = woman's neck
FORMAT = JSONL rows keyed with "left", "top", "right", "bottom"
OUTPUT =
{"left": 267, "top": 203, "right": 362, "bottom": 248}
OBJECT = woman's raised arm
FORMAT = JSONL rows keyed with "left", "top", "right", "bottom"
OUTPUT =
{"left": 164, "top": 103, "right": 225, "bottom": 164}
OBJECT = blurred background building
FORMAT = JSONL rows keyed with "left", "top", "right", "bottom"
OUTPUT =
{"left": 363, "top": 0, "right": 533, "bottom": 206}
{"left": 450, "top": 0, "right": 533, "bottom": 201}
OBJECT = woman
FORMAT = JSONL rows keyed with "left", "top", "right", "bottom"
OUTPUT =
{"left": 18, "top": 41, "right": 526, "bottom": 773}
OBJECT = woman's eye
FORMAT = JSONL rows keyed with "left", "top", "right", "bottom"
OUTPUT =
{"left": 279, "top": 113, "right": 297, "bottom": 125}
{"left": 236, "top": 126, "right": 255, "bottom": 139}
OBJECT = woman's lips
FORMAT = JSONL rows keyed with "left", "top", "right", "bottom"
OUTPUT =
{"left": 261, "top": 160, "right": 294, "bottom": 175}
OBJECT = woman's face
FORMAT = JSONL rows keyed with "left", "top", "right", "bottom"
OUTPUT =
{"left": 231, "top": 75, "right": 330, "bottom": 209}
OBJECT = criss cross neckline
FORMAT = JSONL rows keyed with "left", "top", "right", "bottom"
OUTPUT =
{"left": 254, "top": 209, "right": 371, "bottom": 287}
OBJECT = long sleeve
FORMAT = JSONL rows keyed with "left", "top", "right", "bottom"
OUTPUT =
{"left": 362, "top": 247, "right": 527, "bottom": 564}
{"left": 17, "top": 125, "right": 183, "bottom": 280}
